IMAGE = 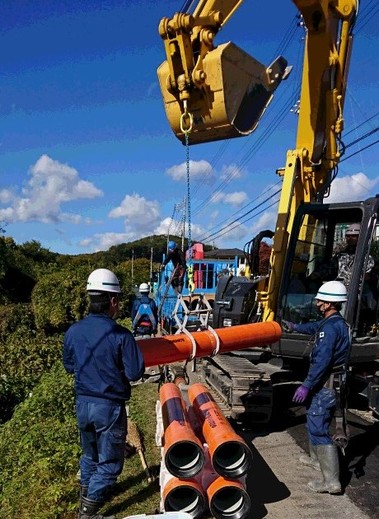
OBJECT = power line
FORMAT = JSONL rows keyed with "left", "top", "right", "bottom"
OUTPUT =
{"left": 345, "top": 126, "right": 379, "bottom": 149}
{"left": 198, "top": 187, "right": 281, "bottom": 243}
{"left": 341, "top": 136, "right": 379, "bottom": 162}
{"left": 203, "top": 197, "right": 280, "bottom": 243}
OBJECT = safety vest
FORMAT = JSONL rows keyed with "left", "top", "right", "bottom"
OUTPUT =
{"left": 132, "top": 302, "right": 157, "bottom": 331}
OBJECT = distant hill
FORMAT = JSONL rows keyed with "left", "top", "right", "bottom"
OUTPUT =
{"left": 72, "top": 235, "right": 215, "bottom": 264}
{"left": 0, "top": 234, "right": 216, "bottom": 303}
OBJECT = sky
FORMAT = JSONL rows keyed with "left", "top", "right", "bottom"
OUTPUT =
{"left": 1, "top": 0, "right": 379, "bottom": 255}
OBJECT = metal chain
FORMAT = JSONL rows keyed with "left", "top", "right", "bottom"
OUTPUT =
{"left": 180, "top": 101, "right": 195, "bottom": 293}
{"left": 185, "top": 130, "right": 192, "bottom": 258}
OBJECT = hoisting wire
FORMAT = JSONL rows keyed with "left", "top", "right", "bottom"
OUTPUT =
{"left": 180, "top": 100, "right": 195, "bottom": 294}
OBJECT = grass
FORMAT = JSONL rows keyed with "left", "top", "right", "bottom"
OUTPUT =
{"left": 0, "top": 376, "right": 162, "bottom": 519}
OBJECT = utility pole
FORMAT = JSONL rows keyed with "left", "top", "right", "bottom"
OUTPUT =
{"left": 131, "top": 248, "right": 134, "bottom": 286}
{"left": 150, "top": 247, "right": 153, "bottom": 282}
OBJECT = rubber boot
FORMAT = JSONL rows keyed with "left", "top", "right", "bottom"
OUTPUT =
{"left": 308, "top": 444, "right": 341, "bottom": 494}
{"left": 299, "top": 442, "right": 321, "bottom": 471}
{"left": 78, "top": 495, "right": 115, "bottom": 519}
{"left": 79, "top": 485, "right": 88, "bottom": 499}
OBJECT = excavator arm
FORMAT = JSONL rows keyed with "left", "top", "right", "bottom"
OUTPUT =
{"left": 261, "top": 0, "right": 358, "bottom": 320}
{"left": 157, "top": 0, "right": 357, "bottom": 321}
{"left": 157, "top": 0, "right": 290, "bottom": 144}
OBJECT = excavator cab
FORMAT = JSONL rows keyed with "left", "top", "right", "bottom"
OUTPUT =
{"left": 157, "top": 2, "right": 290, "bottom": 145}
{"left": 278, "top": 198, "right": 379, "bottom": 340}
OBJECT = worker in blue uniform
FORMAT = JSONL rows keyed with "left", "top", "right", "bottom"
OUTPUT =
{"left": 63, "top": 268, "right": 145, "bottom": 519}
{"left": 161, "top": 240, "right": 187, "bottom": 294}
{"left": 282, "top": 280, "right": 351, "bottom": 495}
{"left": 131, "top": 282, "right": 158, "bottom": 337}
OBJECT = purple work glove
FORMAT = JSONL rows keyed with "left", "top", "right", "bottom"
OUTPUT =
{"left": 282, "top": 320, "right": 295, "bottom": 333}
{"left": 293, "top": 385, "right": 309, "bottom": 403}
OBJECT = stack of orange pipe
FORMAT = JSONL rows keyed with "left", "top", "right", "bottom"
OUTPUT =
{"left": 188, "top": 383, "right": 252, "bottom": 479}
{"left": 159, "top": 382, "right": 252, "bottom": 519}
{"left": 160, "top": 383, "right": 207, "bottom": 519}
{"left": 160, "top": 383, "right": 205, "bottom": 478}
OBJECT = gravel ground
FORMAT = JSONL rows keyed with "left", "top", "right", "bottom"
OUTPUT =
{"left": 243, "top": 429, "right": 370, "bottom": 519}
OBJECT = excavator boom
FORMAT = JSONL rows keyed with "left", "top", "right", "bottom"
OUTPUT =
{"left": 192, "top": 0, "right": 243, "bottom": 25}
{"left": 261, "top": 0, "right": 357, "bottom": 320}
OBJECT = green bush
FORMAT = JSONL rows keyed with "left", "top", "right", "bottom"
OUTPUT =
{"left": 0, "top": 331, "right": 63, "bottom": 410}
{"left": 0, "top": 304, "right": 63, "bottom": 421}
{"left": 0, "top": 365, "right": 161, "bottom": 519}
{"left": 0, "top": 303, "right": 35, "bottom": 340}
{"left": 31, "top": 267, "right": 89, "bottom": 332}
{"left": 0, "top": 362, "right": 80, "bottom": 519}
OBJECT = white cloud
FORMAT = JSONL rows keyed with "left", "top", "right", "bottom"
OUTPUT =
{"left": 223, "top": 192, "right": 248, "bottom": 205}
{"left": 61, "top": 213, "right": 83, "bottom": 224}
{"left": 153, "top": 216, "right": 207, "bottom": 243}
{"left": 0, "top": 154, "right": 102, "bottom": 224}
{"left": 220, "top": 164, "right": 244, "bottom": 180}
{"left": 213, "top": 222, "right": 249, "bottom": 247}
{"left": 109, "top": 194, "right": 160, "bottom": 235}
{"left": 210, "top": 191, "right": 224, "bottom": 204}
{"left": 210, "top": 191, "right": 248, "bottom": 206}
{"left": 327, "top": 173, "right": 379, "bottom": 203}
{"left": 154, "top": 217, "right": 173, "bottom": 236}
{"left": 250, "top": 209, "right": 278, "bottom": 236}
{"left": 166, "top": 160, "right": 215, "bottom": 182}
{"left": 79, "top": 232, "right": 130, "bottom": 252}
{"left": 0, "top": 189, "right": 15, "bottom": 204}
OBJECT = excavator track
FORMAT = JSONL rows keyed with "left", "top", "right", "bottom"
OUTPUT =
{"left": 198, "top": 354, "right": 274, "bottom": 422}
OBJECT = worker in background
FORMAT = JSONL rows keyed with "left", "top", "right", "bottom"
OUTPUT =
{"left": 131, "top": 282, "right": 158, "bottom": 338}
{"left": 282, "top": 281, "right": 351, "bottom": 495}
{"left": 334, "top": 222, "right": 374, "bottom": 287}
{"left": 161, "top": 240, "right": 187, "bottom": 294}
{"left": 63, "top": 268, "right": 145, "bottom": 519}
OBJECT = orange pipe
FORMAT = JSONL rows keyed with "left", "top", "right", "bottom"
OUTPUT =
{"left": 207, "top": 477, "right": 251, "bottom": 519}
{"left": 163, "top": 477, "right": 206, "bottom": 519}
{"left": 188, "top": 383, "right": 252, "bottom": 478}
{"left": 138, "top": 321, "right": 281, "bottom": 367}
{"left": 160, "top": 383, "right": 205, "bottom": 478}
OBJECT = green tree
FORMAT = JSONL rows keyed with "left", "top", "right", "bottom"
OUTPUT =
{"left": 0, "top": 304, "right": 63, "bottom": 421}
{"left": 31, "top": 266, "right": 89, "bottom": 332}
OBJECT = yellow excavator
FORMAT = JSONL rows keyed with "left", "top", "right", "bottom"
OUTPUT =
{"left": 157, "top": 1, "right": 379, "bottom": 423}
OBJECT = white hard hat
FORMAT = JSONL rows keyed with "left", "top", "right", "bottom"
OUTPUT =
{"left": 139, "top": 282, "right": 150, "bottom": 293}
{"left": 346, "top": 223, "right": 360, "bottom": 236}
{"left": 87, "top": 268, "right": 121, "bottom": 293}
{"left": 316, "top": 281, "right": 347, "bottom": 303}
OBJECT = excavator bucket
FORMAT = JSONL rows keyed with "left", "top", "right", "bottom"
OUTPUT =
{"left": 157, "top": 42, "right": 289, "bottom": 145}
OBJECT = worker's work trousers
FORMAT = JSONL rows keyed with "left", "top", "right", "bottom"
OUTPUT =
{"left": 306, "top": 387, "right": 336, "bottom": 446}
{"left": 76, "top": 399, "right": 127, "bottom": 501}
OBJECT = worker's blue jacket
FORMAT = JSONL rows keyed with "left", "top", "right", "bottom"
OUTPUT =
{"left": 293, "top": 313, "right": 350, "bottom": 392}
{"left": 131, "top": 295, "right": 158, "bottom": 331}
{"left": 63, "top": 313, "right": 145, "bottom": 403}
